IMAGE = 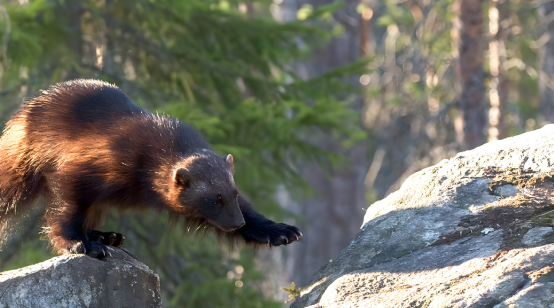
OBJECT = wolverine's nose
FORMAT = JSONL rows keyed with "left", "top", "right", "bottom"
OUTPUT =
{"left": 233, "top": 216, "right": 246, "bottom": 229}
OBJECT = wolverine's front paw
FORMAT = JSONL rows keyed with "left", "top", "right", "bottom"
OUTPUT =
{"left": 70, "top": 240, "right": 112, "bottom": 259}
{"left": 269, "top": 223, "right": 303, "bottom": 246}
{"left": 241, "top": 222, "right": 303, "bottom": 247}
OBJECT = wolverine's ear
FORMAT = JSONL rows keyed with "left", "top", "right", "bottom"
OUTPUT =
{"left": 174, "top": 167, "right": 190, "bottom": 186}
{"left": 225, "top": 154, "right": 234, "bottom": 174}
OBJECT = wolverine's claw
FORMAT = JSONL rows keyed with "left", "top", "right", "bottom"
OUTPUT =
{"left": 238, "top": 221, "right": 302, "bottom": 247}
{"left": 86, "top": 230, "right": 125, "bottom": 248}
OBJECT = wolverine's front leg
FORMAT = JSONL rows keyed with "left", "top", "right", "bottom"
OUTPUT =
{"left": 237, "top": 195, "right": 303, "bottom": 246}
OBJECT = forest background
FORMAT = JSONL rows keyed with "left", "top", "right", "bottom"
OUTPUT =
{"left": 0, "top": 0, "right": 550, "bottom": 307}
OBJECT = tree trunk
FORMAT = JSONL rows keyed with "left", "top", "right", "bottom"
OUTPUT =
{"left": 488, "top": 0, "right": 508, "bottom": 141}
{"left": 538, "top": 1, "right": 554, "bottom": 123}
{"left": 452, "top": 0, "right": 487, "bottom": 149}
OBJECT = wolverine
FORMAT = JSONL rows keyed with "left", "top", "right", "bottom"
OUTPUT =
{"left": 0, "top": 79, "right": 302, "bottom": 259}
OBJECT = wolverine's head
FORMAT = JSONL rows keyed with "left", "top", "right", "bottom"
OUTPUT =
{"left": 172, "top": 150, "right": 245, "bottom": 232}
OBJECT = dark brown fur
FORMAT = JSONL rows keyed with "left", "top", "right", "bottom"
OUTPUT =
{"left": 0, "top": 79, "right": 302, "bottom": 258}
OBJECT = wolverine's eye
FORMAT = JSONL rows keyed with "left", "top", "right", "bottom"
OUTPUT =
{"left": 212, "top": 194, "right": 222, "bottom": 205}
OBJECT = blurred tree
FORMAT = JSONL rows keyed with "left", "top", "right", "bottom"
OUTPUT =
{"left": 487, "top": 0, "right": 508, "bottom": 141}
{"left": 0, "top": 0, "right": 369, "bottom": 307}
{"left": 538, "top": 0, "right": 554, "bottom": 123}
{"left": 452, "top": 0, "right": 487, "bottom": 150}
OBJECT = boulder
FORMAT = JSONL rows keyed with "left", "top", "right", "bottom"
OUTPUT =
{"left": 0, "top": 248, "right": 161, "bottom": 308}
{"left": 292, "top": 125, "right": 554, "bottom": 308}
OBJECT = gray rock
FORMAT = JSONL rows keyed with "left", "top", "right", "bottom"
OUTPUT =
{"left": 493, "top": 282, "right": 554, "bottom": 308}
{"left": 522, "top": 227, "right": 554, "bottom": 246}
{"left": 292, "top": 125, "right": 554, "bottom": 308}
{"left": 496, "top": 184, "right": 520, "bottom": 197}
{"left": 0, "top": 248, "right": 161, "bottom": 308}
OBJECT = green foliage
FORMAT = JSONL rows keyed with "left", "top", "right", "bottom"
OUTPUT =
{"left": 280, "top": 282, "right": 301, "bottom": 302}
{"left": 377, "top": 2, "right": 414, "bottom": 27}
{"left": 1, "top": 236, "right": 53, "bottom": 271}
{"left": 0, "top": 0, "right": 368, "bottom": 307}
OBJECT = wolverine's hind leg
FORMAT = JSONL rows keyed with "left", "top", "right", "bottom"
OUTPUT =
{"left": 43, "top": 172, "right": 127, "bottom": 258}
{"left": 44, "top": 193, "right": 113, "bottom": 259}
